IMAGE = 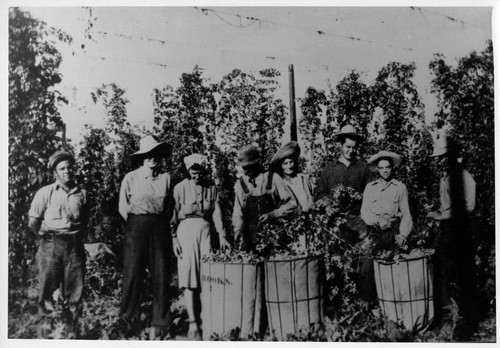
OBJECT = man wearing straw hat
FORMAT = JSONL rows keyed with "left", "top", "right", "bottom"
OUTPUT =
{"left": 426, "top": 134, "right": 478, "bottom": 338}
{"left": 232, "top": 145, "right": 296, "bottom": 251}
{"left": 360, "top": 150, "right": 412, "bottom": 302}
{"left": 316, "top": 124, "right": 373, "bottom": 244}
{"left": 28, "top": 150, "right": 88, "bottom": 325}
{"left": 118, "top": 135, "right": 173, "bottom": 339}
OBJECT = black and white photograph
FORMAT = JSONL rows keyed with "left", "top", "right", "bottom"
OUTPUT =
{"left": 5, "top": 1, "right": 497, "bottom": 343}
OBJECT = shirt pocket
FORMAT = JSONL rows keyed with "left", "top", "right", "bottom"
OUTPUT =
{"left": 67, "top": 197, "right": 83, "bottom": 220}
{"left": 45, "top": 203, "right": 63, "bottom": 220}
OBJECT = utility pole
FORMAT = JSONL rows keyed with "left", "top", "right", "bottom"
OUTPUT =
{"left": 289, "top": 64, "right": 297, "bottom": 142}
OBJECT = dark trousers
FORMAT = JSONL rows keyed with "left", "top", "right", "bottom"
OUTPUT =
{"left": 433, "top": 219, "right": 478, "bottom": 324}
{"left": 120, "top": 214, "right": 172, "bottom": 329}
{"left": 36, "top": 238, "right": 86, "bottom": 329}
{"left": 37, "top": 238, "right": 85, "bottom": 306}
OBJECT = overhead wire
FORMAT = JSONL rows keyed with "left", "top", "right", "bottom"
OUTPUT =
{"left": 410, "top": 6, "right": 491, "bottom": 32}
{"left": 194, "top": 6, "right": 414, "bottom": 52}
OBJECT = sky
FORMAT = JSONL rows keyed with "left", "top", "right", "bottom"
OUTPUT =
{"left": 16, "top": 4, "right": 495, "bottom": 145}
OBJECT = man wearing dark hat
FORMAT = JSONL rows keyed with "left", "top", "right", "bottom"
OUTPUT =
{"left": 232, "top": 145, "right": 296, "bottom": 251}
{"left": 360, "top": 150, "right": 412, "bottom": 301}
{"left": 316, "top": 124, "right": 372, "bottom": 243}
{"left": 118, "top": 135, "right": 173, "bottom": 339}
{"left": 28, "top": 151, "right": 88, "bottom": 320}
{"left": 426, "top": 134, "right": 478, "bottom": 338}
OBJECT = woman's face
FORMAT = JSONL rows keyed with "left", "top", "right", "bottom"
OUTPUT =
{"left": 188, "top": 168, "right": 204, "bottom": 184}
{"left": 143, "top": 155, "right": 161, "bottom": 169}
{"left": 281, "top": 158, "right": 295, "bottom": 176}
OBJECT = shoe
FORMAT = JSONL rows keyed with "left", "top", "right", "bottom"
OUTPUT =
{"left": 150, "top": 327, "right": 173, "bottom": 340}
{"left": 187, "top": 328, "right": 202, "bottom": 341}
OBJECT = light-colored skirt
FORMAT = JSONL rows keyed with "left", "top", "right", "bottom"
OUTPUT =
{"left": 177, "top": 217, "right": 211, "bottom": 289}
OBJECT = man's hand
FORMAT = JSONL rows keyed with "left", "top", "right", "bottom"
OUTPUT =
{"left": 172, "top": 238, "right": 182, "bottom": 258}
{"left": 395, "top": 234, "right": 407, "bottom": 247}
{"left": 84, "top": 242, "right": 116, "bottom": 260}
{"left": 378, "top": 217, "right": 391, "bottom": 230}
{"left": 426, "top": 210, "right": 443, "bottom": 220}
{"left": 219, "top": 235, "right": 232, "bottom": 251}
{"left": 259, "top": 213, "right": 271, "bottom": 223}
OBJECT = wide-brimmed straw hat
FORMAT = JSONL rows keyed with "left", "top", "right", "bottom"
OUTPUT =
{"left": 48, "top": 151, "right": 75, "bottom": 171}
{"left": 184, "top": 154, "right": 207, "bottom": 170}
{"left": 334, "top": 124, "right": 365, "bottom": 143}
{"left": 430, "top": 135, "right": 458, "bottom": 157}
{"left": 367, "top": 150, "right": 403, "bottom": 169}
{"left": 269, "top": 141, "right": 301, "bottom": 172}
{"left": 236, "top": 145, "right": 261, "bottom": 167}
{"left": 131, "top": 136, "right": 172, "bottom": 159}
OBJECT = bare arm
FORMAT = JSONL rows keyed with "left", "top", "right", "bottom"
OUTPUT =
{"left": 27, "top": 218, "right": 42, "bottom": 239}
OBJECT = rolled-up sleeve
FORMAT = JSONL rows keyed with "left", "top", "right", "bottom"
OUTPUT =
{"left": 212, "top": 189, "right": 227, "bottom": 237}
{"left": 118, "top": 174, "right": 130, "bottom": 221}
{"left": 29, "top": 188, "right": 47, "bottom": 220}
{"left": 399, "top": 184, "right": 413, "bottom": 237}
{"left": 464, "top": 171, "right": 476, "bottom": 214}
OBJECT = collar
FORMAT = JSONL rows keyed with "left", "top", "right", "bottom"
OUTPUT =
{"left": 375, "top": 178, "right": 398, "bottom": 188}
{"left": 338, "top": 156, "right": 358, "bottom": 167}
{"left": 54, "top": 181, "right": 79, "bottom": 194}
{"left": 139, "top": 165, "right": 161, "bottom": 179}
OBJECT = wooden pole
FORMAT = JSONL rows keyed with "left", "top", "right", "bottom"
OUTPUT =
{"left": 289, "top": 64, "right": 297, "bottom": 142}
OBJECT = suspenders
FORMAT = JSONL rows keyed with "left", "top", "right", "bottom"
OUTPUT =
{"left": 239, "top": 172, "right": 273, "bottom": 194}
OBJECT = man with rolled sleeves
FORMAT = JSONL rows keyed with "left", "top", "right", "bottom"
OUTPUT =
{"left": 28, "top": 151, "right": 88, "bottom": 319}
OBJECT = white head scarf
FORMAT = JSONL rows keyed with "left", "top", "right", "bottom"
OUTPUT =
{"left": 184, "top": 154, "right": 207, "bottom": 170}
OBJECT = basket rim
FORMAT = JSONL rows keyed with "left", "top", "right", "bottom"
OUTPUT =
{"left": 372, "top": 248, "right": 435, "bottom": 265}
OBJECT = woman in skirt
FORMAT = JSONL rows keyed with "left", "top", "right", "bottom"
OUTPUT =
{"left": 171, "top": 154, "right": 231, "bottom": 340}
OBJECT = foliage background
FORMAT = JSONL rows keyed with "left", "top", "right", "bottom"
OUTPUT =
{"left": 8, "top": 7, "right": 495, "bottom": 341}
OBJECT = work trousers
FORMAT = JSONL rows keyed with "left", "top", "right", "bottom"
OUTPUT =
{"left": 37, "top": 238, "right": 85, "bottom": 309}
{"left": 433, "top": 219, "right": 478, "bottom": 324}
{"left": 120, "top": 214, "right": 172, "bottom": 330}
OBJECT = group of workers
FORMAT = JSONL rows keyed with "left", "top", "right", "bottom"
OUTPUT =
{"left": 27, "top": 123, "right": 478, "bottom": 340}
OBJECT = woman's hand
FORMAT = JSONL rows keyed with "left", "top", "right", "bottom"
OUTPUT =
{"left": 172, "top": 237, "right": 182, "bottom": 258}
{"left": 219, "top": 235, "right": 232, "bottom": 251}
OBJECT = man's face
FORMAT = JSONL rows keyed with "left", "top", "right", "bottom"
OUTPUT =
{"left": 242, "top": 164, "right": 260, "bottom": 179}
{"left": 54, "top": 160, "right": 75, "bottom": 186}
{"left": 340, "top": 138, "right": 358, "bottom": 161}
{"left": 376, "top": 159, "right": 393, "bottom": 181}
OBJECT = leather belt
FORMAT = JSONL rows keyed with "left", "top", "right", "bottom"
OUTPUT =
{"left": 41, "top": 232, "right": 81, "bottom": 242}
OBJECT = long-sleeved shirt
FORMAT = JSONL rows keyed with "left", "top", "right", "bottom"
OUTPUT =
{"left": 232, "top": 171, "right": 296, "bottom": 236}
{"left": 119, "top": 166, "right": 171, "bottom": 220}
{"left": 439, "top": 168, "right": 476, "bottom": 220}
{"left": 171, "top": 178, "right": 226, "bottom": 237}
{"left": 361, "top": 178, "right": 413, "bottom": 237}
{"left": 283, "top": 173, "right": 315, "bottom": 214}
{"left": 29, "top": 182, "right": 88, "bottom": 236}
{"left": 316, "top": 158, "right": 372, "bottom": 200}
